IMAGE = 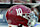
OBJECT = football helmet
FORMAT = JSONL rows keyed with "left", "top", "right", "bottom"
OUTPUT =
{"left": 6, "top": 5, "right": 36, "bottom": 27}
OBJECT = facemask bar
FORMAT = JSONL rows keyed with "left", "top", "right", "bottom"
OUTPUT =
{"left": 22, "top": 13, "right": 30, "bottom": 20}
{"left": 22, "top": 12, "right": 38, "bottom": 26}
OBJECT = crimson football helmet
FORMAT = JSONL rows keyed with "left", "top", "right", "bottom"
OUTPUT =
{"left": 6, "top": 5, "right": 32, "bottom": 27}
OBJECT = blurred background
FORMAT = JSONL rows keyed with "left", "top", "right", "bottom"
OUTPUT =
{"left": 0, "top": 8, "right": 8, "bottom": 27}
{"left": 0, "top": 0, "right": 40, "bottom": 4}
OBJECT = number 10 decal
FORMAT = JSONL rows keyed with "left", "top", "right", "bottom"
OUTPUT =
{"left": 16, "top": 8, "right": 23, "bottom": 16}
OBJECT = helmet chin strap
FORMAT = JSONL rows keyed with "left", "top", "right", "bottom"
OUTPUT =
{"left": 28, "top": 19, "right": 36, "bottom": 27}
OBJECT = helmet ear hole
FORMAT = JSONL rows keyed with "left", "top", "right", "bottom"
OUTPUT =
{"left": 22, "top": 14, "right": 25, "bottom": 18}
{"left": 28, "top": 17, "right": 30, "bottom": 19}
{"left": 22, "top": 14, "right": 25, "bottom": 16}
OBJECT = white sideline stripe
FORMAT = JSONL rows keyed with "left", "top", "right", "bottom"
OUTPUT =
{"left": 0, "top": 2, "right": 10, "bottom": 4}
{"left": 8, "top": 24, "right": 27, "bottom": 27}
{"left": 36, "top": 22, "right": 40, "bottom": 24}
{"left": 8, "top": 24, "right": 18, "bottom": 27}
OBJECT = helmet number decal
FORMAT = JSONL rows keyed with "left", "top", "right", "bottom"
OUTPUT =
{"left": 16, "top": 8, "right": 22, "bottom": 16}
